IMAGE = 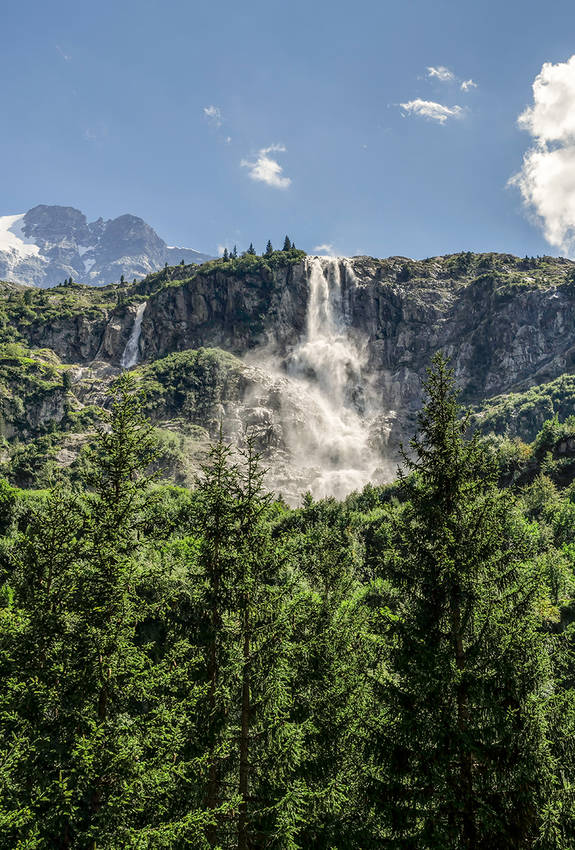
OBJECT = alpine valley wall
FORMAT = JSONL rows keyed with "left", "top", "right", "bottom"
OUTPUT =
{"left": 3, "top": 250, "right": 575, "bottom": 499}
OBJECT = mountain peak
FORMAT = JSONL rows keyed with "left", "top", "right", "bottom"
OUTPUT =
{"left": 0, "top": 204, "right": 212, "bottom": 287}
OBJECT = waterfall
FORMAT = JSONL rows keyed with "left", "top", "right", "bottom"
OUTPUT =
{"left": 280, "top": 257, "right": 379, "bottom": 498}
{"left": 121, "top": 302, "right": 147, "bottom": 369}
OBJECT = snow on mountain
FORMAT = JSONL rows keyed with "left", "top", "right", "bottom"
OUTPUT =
{"left": 0, "top": 205, "right": 213, "bottom": 288}
{"left": 0, "top": 214, "right": 41, "bottom": 259}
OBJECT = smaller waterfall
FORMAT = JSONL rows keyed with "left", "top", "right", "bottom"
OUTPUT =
{"left": 121, "top": 302, "right": 147, "bottom": 369}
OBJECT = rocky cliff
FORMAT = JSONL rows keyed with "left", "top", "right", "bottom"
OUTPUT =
{"left": 3, "top": 249, "right": 575, "bottom": 500}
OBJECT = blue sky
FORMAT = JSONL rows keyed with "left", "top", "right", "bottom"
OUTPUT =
{"left": 3, "top": 0, "right": 575, "bottom": 259}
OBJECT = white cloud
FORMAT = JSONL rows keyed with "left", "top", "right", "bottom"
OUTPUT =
{"left": 241, "top": 144, "right": 291, "bottom": 189}
{"left": 84, "top": 123, "right": 108, "bottom": 141}
{"left": 510, "top": 55, "right": 575, "bottom": 254}
{"left": 313, "top": 243, "right": 336, "bottom": 255}
{"left": 400, "top": 99, "right": 463, "bottom": 124}
{"left": 225, "top": 136, "right": 232, "bottom": 144}
{"left": 203, "top": 105, "right": 222, "bottom": 126}
{"left": 56, "top": 45, "right": 70, "bottom": 62}
{"left": 460, "top": 79, "right": 477, "bottom": 91}
{"left": 427, "top": 66, "right": 455, "bottom": 83}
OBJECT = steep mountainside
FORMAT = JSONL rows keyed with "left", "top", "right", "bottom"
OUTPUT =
{"left": 0, "top": 205, "right": 213, "bottom": 288}
{"left": 3, "top": 248, "right": 575, "bottom": 501}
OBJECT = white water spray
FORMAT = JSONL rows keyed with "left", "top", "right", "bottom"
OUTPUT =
{"left": 121, "top": 302, "right": 147, "bottom": 369}
{"left": 283, "top": 257, "right": 379, "bottom": 498}
{"left": 246, "top": 257, "right": 382, "bottom": 501}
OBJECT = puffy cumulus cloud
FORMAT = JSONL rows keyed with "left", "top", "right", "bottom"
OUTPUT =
{"left": 400, "top": 99, "right": 463, "bottom": 124}
{"left": 427, "top": 66, "right": 455, "bottom": 82}
{"left": 511, "top": 55, "right": 575, "bottom": 254}
{"left": 460, "top": 79, "right": 477, "bottom": 91}
{"left": 241, "top": 145, "right": 291, "bottom": 189}
{"left": 203, "top": 105, "right": 222, "bottom": 126}
{"left": 517, "top": 56, "right": 575, "bottom": 142}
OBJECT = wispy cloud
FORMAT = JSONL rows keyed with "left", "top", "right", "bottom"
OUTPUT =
{"left": 56, "top": 45, "right": 70, "bottom": 62}
{"left": 203, "top": 105, "right": 223, "bottom": 127}
{"left": 425, "top": 65, "right": 478, "bottom": 92}
{"left": 241, "top": 144, "right": 291, "bottom": 189}
{"left": 313, "top": 243, "right": 336, "bottom": 255}
{"left": 399, "top": 99, "right": 463, "bottom": 124}
{"left": 84, "top": 123, "right": 108, "bottom": 142}
{"left": 427, "top": 65, "right": 455, "bottom": 83}
{"left": 510, "top": 54, "right": 575, "bottom": 255}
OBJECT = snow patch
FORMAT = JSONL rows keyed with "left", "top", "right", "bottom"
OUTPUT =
{"left": 0, "top": 214, "right": 40, "bottom": 258}
{"left": 167, "top": 245, "right": 202, "bottom": 253}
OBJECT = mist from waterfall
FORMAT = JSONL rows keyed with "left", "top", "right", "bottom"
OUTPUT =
{"left": 245, "top": 257, "right": 384, "bottom": 501}
{"left": 121, "top": 302, "right": 147, "bottom": 369}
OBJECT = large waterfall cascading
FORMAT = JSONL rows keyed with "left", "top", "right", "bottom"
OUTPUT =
{"left": 280, "top": 257, "right": 379, "bottom": 498}
{"left": 121, "top": 302, "right": 147, "bottom": 369}
{"left": 245, "top": 256, "right": 382, "bottom": 501}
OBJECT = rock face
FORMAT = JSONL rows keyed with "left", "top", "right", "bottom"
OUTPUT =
{"left": 5, "top": 250, "right": 575, "bottom": 499}
{"left": 13, "top": 252, "right": 575, "bottom": 409}
{"left": 137, "top": 255, "right": 575, "bottom": 405}
{"left": 0, "top": 205, "right": 213, "bottom": 288}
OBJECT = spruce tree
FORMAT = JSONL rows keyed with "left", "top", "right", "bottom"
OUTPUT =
{"left": 178, "top": 436, "right": 303, "bottom": 848}
{"left": 0, "top": 488, "right": 88, "bottom": 848}
{"left": 247, "top": 243, "right": 256, "bottom": 256}
{"left": 287, "top": 502, "right": 377, "bottom": 849}
{"left": 369, "top": 353, "right": 557, "bottom": 849}
{"left": 283, "top": 235, "right": 292, "bottom": 251}
{"left": 265, "top": 239, "right": 273, "bottom": 256}
{"left": 0, "top": 376, "right": 166, "bottom": 849}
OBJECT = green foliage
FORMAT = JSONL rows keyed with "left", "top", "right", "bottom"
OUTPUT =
{"left": 367, "top": 355, "right": 564, "bottom": 848}
{"left": 474, "top": 376, "right": 575, "bottom": 443}
{"left": 396, "top": 262, "right": 411, "bottom": 282}
{"left": 0, "top": 357, "right": 574, "bottom": 848}
{"left": 139, "top": 347, "right": 244, "bottom": 430}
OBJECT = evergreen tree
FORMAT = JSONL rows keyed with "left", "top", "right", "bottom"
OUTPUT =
{"left": 283, "top": 236, "right": 292, "bottom": 251}
{"left": 0, "top": 375, "right": 163, "bottom": 848}
{"left": 177, "top": 436, "right": 303, "bottom": 848}
{"left": 287, "top": 502, "right": 378, "bottom": 849}
{"left": 396, "top": 263, "right": 411, "bottom": 282}
{"left": 232, "top": 245, "right": 238, "bottom": 259}
{"left": 247, "top": 243, "right": 256, "bottom": 256}
{"left": 265, "top": 239, "right": 273, "bottom": 256}
{"left": 368, "top": 353, "right": 557, "bottom": 849}
{"left": 222, "top": 247, "right": 229, "bottom": 261}
{"left": 0, "top": 489, "right": 88, "bottom": 848}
